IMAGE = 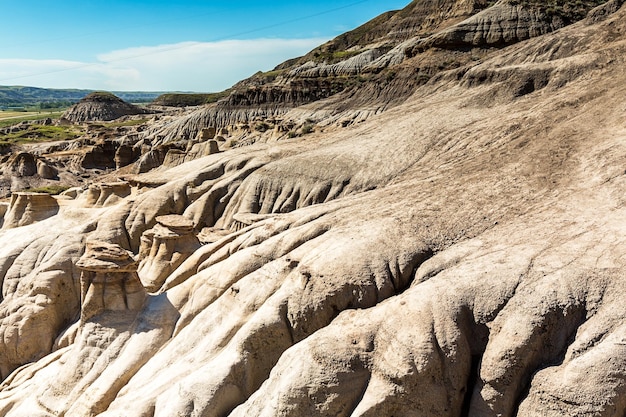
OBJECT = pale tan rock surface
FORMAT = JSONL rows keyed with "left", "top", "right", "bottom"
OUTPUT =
{"left": 0, "top": 3, "right": 624, "bottom": 417}
{"left": 138, "top": 215, "right": 200, "bottom": 292}
{"left": 79, "top": 182, "right": 132, "bottom": 208}
{"left": 2, "top": 192, "right": 59, "bottom": 229}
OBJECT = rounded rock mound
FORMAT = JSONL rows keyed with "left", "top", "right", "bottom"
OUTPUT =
{"left": 62, "top": 91, "right": 149, "bottom": 123}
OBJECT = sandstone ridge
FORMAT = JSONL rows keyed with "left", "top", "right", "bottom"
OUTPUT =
{"left": 147, "top": 0, "right": 608, "bottom": 144}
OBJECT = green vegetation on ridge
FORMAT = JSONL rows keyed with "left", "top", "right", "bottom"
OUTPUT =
{"left": 152, "top": 91, "right": 231, "bottom": 107}
{"left": 0, "top": 86, "right": 165, "bottom": 109}
{"left": 0, "top": 111, "right": 64, "bottom": 128}
{"left": 23, "top": 185, "right": 70, "bottom": 195}
{"left": 0, "top": 110, "right": 81, "bottom": 145}
{"left": 0, "top": 124, "right": 81, "bottom": 145}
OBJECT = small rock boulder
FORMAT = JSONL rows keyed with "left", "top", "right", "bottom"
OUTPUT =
{"left": 36, "top": 159, "right": 58, "bottom": 180}
{"left": 197, "top": 127, "right": 216, "bottom": 141}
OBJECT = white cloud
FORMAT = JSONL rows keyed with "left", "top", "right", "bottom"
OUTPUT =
{"left": 0, "top": 58, "right": 140, "bottom": 90}
{"left": 0, "top": 38, "right": 328, "bottom": 91}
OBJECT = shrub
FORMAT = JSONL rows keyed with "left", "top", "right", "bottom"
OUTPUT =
{"left": 301, "top": 123, "right": 315, "bottom": 134}
{"left": 255, "top": 122, "right": 271, "bottom": 132}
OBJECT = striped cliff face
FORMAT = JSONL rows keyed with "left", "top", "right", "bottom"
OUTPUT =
{"left": 150, "top": 0, "right": 610, "bottom": 146}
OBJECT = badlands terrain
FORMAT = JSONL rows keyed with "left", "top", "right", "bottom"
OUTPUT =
{"left": 0, "top": 0, "right": 625, "bottom": 416}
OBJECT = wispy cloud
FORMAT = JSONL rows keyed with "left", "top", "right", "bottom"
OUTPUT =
{"left": 0, "top": 58, "right": 140, "bottom": 90}
{"left": 0, "top": 38, "right": 328, "bottom": 91}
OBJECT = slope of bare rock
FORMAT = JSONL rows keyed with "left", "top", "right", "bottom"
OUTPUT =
{"left": 414, "top": 1, "right": 564, "bottom": 51}
{"left": 0, "top": 3, "right": 624, "bottom": 417}
{"left": 148, "top": 105, "right": 290, "bottom": 145}
{"left": 78, "top": 182, "right": 132, "bottom": 208}
{"left": 292, "top": 50, "right": 384, "bottom": 78}
{"left": 231, "top": 181, "right": 626, "bottom": 417}
{"left": 0, "top": 213, "right": 96, "bottom": 380}
{"left": 299, "top": 0, "right": 489, "bottom": 56}
{"left": 587, "top": 0, "right": 626, "bottom": 21}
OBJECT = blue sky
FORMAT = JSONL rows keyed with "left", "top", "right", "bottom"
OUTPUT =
{"left": 0, "top": 0, "right": 409, "bottom": 92}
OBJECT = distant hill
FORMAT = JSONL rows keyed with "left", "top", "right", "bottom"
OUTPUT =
{"left": 0, "top": 86, "right": 167, "bottom": 109}
{"left": 62, "top": 91, "right": 151, "bottom": 123}
{"left": 151, "top": 91, "right": 231, "bottom": 107}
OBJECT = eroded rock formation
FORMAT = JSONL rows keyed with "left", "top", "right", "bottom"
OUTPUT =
{"left": 149, "top": 0, "right": 607, "bottom": 144}
{"left": 63, "top": 91, "right": 150, "bottom": 123}
{"left": 2, "top": 192, "right": 59, "bottom": 229}
{"left": 138, "top": 215, "right": 200, "bottom": 293}
{"left": 76, "top": 241, "right": 146, "bottom": 322}
{"left": 79, "top": 181, "right": 132, "bottom": 208}
{"left": 0, "top": 1, "right": 624, "bottom": 416}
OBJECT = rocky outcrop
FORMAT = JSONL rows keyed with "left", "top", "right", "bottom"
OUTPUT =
{"left": 76, "top": 241, "right": 146, "bottom": 322}
{"left": 138, "top": 215, "right": 201, "bottom": 292}
{"left": 114, "top": 144, "right": 140, "bottom": 169}
{"left": 226, "top": 78, "right": 347, "bottom": 107}
{"left": 587, "top": 0, "right": 626, "bottom": 21}
{"left": 62, "top": 91, "right": 149, "bottom": 123}
{"left": 149, "top": 106, "right": 289, "bottom": 144}
{"left": 6, "top": 152, "right": 37, "bottom": 177}
{"left": 411, "top": 1, "right": 566, "bottom": 51}
{"left": 2, "top": 152, "right": 58, "bottom": 179}
{"left": 162, "top": 140, "right": 220, "bottom": 168}
{"left": 290, "top": 50, "right": 384, "bottom": 78}
{"left": 79, "top": 181, "right": 132, "bottom": 208}
{"left": 134, "top": 145, "right": 184, "bottom": 173}
{"left": 2, "top": 192, "right": 59, "bottom": 229}
{"left": 197, "top": 126, "right": 216, "bottom": 140}
{"left": 36, "top": 159, "right": 58, "bottom": 179}
{"left": 80, "top": 140, "right": 118, "bottom": 169}
{"left": 297, "top": 0, "right": 489, "bottom": 54}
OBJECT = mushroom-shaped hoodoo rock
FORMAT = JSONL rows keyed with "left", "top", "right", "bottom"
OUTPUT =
{"left": 138, "top": 215, "right": 201, "bottom": 293}
{"left": 76, "top": 242, "right": 146, "bottom": 322}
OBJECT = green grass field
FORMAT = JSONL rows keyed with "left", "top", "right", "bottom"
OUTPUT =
{"left": 0, "top": 111, "right": 64, "bottom": 128}
{"left": 0, "top": 125, "right": 81, "bottom": 145}
{"left": 0, "top": 110, "right": 80, "bottom": 145}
